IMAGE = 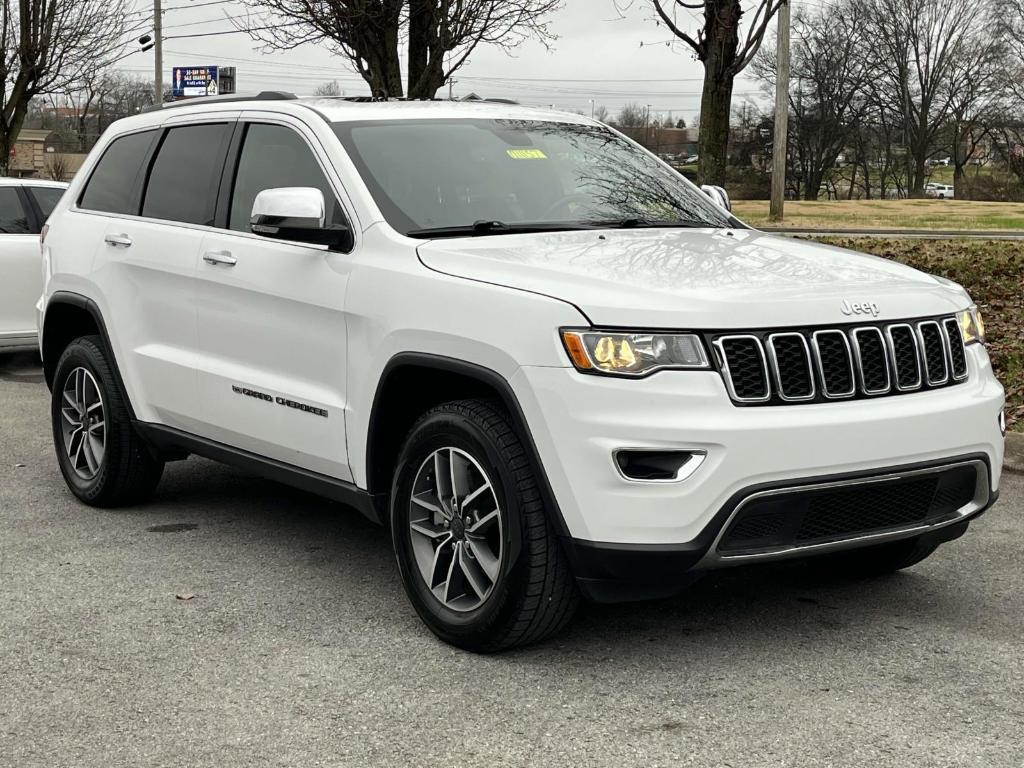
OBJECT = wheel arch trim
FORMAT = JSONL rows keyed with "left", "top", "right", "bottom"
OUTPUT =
{"left": 41, "top": 291, "right": 135, "bottom": 419}
{"left": 366, "top": 352, "right": 572, "bottom": 538}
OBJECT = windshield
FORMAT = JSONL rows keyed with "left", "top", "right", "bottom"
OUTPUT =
{"left": 332, "top": 118, "right": 735, "bottom": 236}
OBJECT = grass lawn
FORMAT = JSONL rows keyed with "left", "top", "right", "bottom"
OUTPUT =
{"left": 734, "top": 199, "right": 1024, "bottom": 231}
{"left": 814, "top": 237, "right": 1024, "bottom": 431}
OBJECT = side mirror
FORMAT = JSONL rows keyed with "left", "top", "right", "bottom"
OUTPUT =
{"left": 700, "top": 184, "right": 732, "bottom": 212}
{"left": 250, "top": 187, "right": 352, "bottom": 251}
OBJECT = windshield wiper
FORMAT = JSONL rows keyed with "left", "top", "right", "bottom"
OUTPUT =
{"left": 408, "top": 220, "right": 594, "bottom": 238}
{"left": 595, "top": 218, "right": 714, "bottom": 229}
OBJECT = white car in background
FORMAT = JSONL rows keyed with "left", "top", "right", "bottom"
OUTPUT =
{"left": 925, "top": 183, "right": 955, "bottom": 199}
{"left": 0, "top": 178, "right": 68, "bottom": 352}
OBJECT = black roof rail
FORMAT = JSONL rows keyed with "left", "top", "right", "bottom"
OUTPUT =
{"left": 143, "top": 91, "right": 298, "bottom": 113}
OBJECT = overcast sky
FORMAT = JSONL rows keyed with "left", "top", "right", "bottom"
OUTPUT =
{"left": 115, "top": 0, "right": 773, "bottom": 124}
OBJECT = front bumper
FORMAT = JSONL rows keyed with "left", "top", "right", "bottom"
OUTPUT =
{"left": 512, "top": 345, "right": 1004, "bottom": 597}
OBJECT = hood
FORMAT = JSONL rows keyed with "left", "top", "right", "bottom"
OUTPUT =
{"left": 417, "top": 228, "right": 969, "bottom": 328}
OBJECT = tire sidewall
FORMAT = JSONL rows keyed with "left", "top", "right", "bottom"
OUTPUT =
{"left": 51, "top": 340, "right": 119, "bottom": 503}
{"left": 390, "top": 408, "right": 525, "bottom": 645}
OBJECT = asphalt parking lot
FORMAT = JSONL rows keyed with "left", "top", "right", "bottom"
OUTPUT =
{"left": 1, "top": 351, "right": 1022, "bottom": 767}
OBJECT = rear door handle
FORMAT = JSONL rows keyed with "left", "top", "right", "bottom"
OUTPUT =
{"left": 203, "top": 250, "right": 237, "bottom": 266}
{"left": 104, "top": 234, "right": 132, "bottom": 248}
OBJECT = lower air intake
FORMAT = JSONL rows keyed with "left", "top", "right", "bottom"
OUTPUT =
{"left": 718, "top": 464, "right": 979, "bottom": 554}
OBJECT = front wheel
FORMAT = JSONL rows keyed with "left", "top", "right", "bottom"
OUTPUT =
{"left": 390, "top": 399, "right": 578, "bottom": 652}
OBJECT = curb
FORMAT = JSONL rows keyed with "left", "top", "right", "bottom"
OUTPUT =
{"left": 1005, "top": 432, "right": 1024, "bottom": 475}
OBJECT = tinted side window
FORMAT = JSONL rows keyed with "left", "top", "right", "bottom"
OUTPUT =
{"left": 28, "top": 187, "right": 65, "bottom": 220}
{"left": 229, "top": 123, "right": 345, "bottom": 233}
{"left": 79, "top": 130, "right": 155, "bottom": 214}
{"left": 143, "top": 123, "right": 231, "bottom": 226}
{"left": 0, "top": 187, "right": 30, "bottom": 234}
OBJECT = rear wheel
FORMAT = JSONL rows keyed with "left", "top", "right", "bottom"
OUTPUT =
{"left": 391, "top": 399, "right": 578, "bottom": 652}
{"left": 806, "top": 535, "right": 940, "bottom": 578}
{"left": 51, "top": 336, "right": 164, "bottom": 507}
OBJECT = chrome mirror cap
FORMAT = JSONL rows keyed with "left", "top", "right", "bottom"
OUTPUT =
{"left": 250, "top": 186, "right": 326, "bottom": 233}
{"left": 701, "top": 184, "right": 732, "bottom": 212}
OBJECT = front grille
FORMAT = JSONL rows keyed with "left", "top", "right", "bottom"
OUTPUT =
{"left": 718, "top": 463, "right": 980, "bottom": 554}
{"left": 711, "top": 315, "right": 968, "bottom": 406}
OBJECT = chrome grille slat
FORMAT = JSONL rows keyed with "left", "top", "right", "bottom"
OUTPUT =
{"left": 942, "top": 318, "right": 969, "bottom": 380}
{"left": 851, "top": 327, "right": 891, "bottom": 395}
{"left": 812, "top": 330, "right": 856, "bottom": 399}
{"left": 714, "top": 315, "right": 967, "bottom": 406}
{"left": 917, "top": 320, "right": 950, "bottom": 386}
{"left": 886, "top": 324, "right": 922, "bottom": 391}
{"left": 767, "top": 333, "right": 815, "bottom": 401}
{"left": 714, "top": 335, "right": 771, "bottom": 402}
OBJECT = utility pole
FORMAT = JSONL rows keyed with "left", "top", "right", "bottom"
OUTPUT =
{"left": 769, "top": 0, "right": 791, "bottom": 222}
{"left": 154, "top": 0, "right": 163, "bottom": 104}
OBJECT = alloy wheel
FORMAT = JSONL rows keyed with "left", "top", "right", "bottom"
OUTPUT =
{"left": 60, "top": 367, "right": 106, "bottom": 480}
{"left": 408, "top": 447, "right": 504, "bottom": 612}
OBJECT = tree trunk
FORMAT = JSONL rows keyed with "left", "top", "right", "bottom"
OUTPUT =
{"left": 697, "top": 73, "right": 734, "bottom": 186}
{"left": 805, "top": 169, "right": 823, "bottom": 200}
{"left": 408, "top": 0, "right": 431, "bottom": 96}
{"left": 696, "top": 0, "right": 741, "bottom": 187}
{"left": 911, "top": 151, "right": 927, "bottom": 198}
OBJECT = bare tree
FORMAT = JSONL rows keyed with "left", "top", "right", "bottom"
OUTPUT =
{"left": 44, "top": 149, "right": 67, "bottom": 180}
{"left": 235, "top": 0, "right": 561, "bottom": 99}
{"left": 314, "top": 80, "right": 344, "bottom": 97}
{"left": 753, "top": 0, "right": 872, "bottom": 199}
{"left": 593, "top": 104, "right": 610, "bottom": 123}
{"left": 858, "top": 0, "right": 991, "bottom": 197}
{"left": 649, "top": 0, "right": 785, "bottom": 185}
{"left": 942, "top": 27, "right": 1007, "bottom": 194}
{"left": 0, "top": 0, "right": 129, "bottom": 174}
{"left": 615, "top": 102, "right": 647, "bottom": 128}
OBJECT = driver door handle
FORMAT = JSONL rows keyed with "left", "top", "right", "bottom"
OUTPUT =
{"left": 203, "top": 250, "right": 237, "bottom": 266}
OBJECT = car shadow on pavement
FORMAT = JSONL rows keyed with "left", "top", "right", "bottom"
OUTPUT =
{"left": 0, "top": 351, "right": 44, "bottom": 384}
{"left": 130, "top": 455, "right": 991, "bottom": 664}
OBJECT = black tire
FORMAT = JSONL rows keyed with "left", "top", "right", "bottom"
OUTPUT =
{"left": 51, "top": 335, "right": 164, "bottom": 507}
{"left": 806, "top": 535, "right": 940, "bottom": 578}
{"left": 390, "top": 399, "right": 578, "bottom": 652}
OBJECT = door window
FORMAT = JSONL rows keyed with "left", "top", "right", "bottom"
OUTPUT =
{"left": 228, "top": 123, "right": 345, "bottom": 234}
{"left": 79, "top": 130, "right": 156, "bottom": 214}
{"left": 142, "top": 123, "right": 231, "bottom": 226}
{"left": 28, "top": 186, "right": 65, "bottom": 220}
{"left": 0, "top": 187, "right": 30, "bottom": 234}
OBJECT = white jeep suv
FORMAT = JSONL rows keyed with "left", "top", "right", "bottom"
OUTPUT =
{"left": 39, "top": 94, "right": 1005, "bottom": 651}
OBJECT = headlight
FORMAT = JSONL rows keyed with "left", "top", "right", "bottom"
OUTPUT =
{"left": 957, "top": 306, "right": 985, "bottom": 345}
{"left": 560, "top": 329, "right": 710, "bottom": 376}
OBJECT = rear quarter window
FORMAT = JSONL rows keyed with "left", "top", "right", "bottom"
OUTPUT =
{"left": 79, "top": 130, "right": 156, "bottom": 214}
{"left": 28, "top": 186, "right": 66, "bottom": 220}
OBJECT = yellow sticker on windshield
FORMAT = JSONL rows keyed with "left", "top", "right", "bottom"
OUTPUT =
{"left": 506, "top": 148, "right": 547, "bottom": 160}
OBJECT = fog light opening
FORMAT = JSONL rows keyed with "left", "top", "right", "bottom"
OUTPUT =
{"left": 614, "top": 450, "right": 705, "bottom": 482}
